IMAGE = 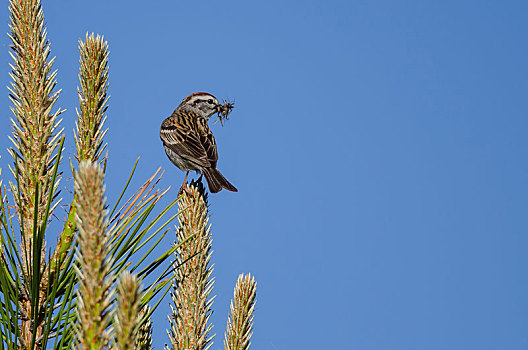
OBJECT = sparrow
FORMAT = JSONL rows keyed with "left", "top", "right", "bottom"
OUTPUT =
{"left": 160, "top": 92, "right": 237, "bottom": 193}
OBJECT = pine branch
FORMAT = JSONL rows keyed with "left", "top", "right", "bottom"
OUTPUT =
{"left": 75, "top": 33, "right": 109, "bottom": 165}
{"left": 74, "top": 161, "right": 113, "bottom": 349}
{"left": 7, "top": 0, "right": 63, "bottom": 270}
{"left": 135, "top": 306, "right": 154, "bottom": 350}
{"left": 224, "top": 274, "right": 257, "bottom": 350}
{"left": 114, "top": 271, "right": 143, "bottom": 350}
{"left": 50, "top": 32, "right": 110, "bottom": 286}
{"left": 7, "top": 0, "right": 63, "bottom": 347}
{"left": 167, "top": 181, "right": 215, "bottom": 350}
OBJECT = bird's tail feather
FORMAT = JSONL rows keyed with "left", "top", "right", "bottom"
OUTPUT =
{"left": 202, "top": 168, "right": 238, "bottom": 193}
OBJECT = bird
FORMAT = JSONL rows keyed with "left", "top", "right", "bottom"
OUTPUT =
{"left": 160, "top": 92, "right": 238, "bottom": 193}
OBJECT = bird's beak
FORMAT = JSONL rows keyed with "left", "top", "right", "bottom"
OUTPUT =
{"left": 215, "top": 104, "right": 223, "bottom": 114}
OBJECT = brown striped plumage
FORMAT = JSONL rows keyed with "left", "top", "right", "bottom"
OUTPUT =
{"left": 160, "top": 92, "right": 237, "bottom": 193}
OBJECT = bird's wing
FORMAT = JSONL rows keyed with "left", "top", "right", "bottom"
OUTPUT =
{"left": 196, "top": 116, "right": 218, "bottom": 167}
{"left": 160, "top": 111, "right": 213, "bottom": 168}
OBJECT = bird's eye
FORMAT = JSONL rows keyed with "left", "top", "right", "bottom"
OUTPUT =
{"left": 208, "top": 99, "right": 214, "bottom": 104}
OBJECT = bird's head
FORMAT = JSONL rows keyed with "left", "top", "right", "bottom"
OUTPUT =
{"left": 177, "top": 92, "right": 222, "bottom": 120}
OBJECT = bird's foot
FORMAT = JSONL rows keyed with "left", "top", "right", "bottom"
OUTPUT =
{"left": 178, "top": 171, "right": 190, "bottom": 196}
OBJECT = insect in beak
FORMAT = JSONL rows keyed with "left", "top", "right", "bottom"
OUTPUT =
{"left": 214, "top": 99, "right": 235, "bottom": 126}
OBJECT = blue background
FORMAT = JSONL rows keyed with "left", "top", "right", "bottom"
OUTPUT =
{"left": 0, "top": 1, "right": 527, "bottom": 349}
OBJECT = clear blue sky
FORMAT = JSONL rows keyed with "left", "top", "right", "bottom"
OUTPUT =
{"left": 0, "top": 1, "right": 527, "bottom": 349}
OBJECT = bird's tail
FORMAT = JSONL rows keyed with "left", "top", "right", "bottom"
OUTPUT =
{"left": 202, "top": 167, "right": 238, "bottom": 193}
